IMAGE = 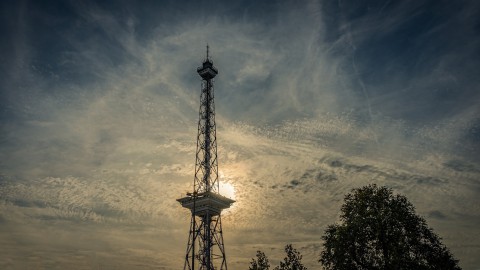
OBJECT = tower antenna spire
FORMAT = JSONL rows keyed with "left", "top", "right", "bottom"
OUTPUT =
{"left": 177, "top": 47, "right": 234, "bottom": 270}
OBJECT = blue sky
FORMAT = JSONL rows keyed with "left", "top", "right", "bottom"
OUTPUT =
{"left": 1, "top": 0, "right": 479, "bottom": 269}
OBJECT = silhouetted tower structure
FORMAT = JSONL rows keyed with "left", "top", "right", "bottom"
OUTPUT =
{"left": 177, "top": 46, "right": 235, "bottom": 270}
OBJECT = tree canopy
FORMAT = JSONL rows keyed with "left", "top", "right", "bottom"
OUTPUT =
{"left": 249, "top": 244, "right": 307, "bottom": 270}
{"left": 249, "top": 250, "right": 270, "bottom": 270}
{"left": 319, "top": 184, "right": 461, "bottom": 270}
{"left": 274, "top": 244, "right": 307, "bottom": 270}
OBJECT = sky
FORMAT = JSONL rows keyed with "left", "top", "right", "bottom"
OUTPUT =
{"left": 0, "top": 0, "right": 479, "bottom": 269}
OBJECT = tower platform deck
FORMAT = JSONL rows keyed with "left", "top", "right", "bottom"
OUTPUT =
{"left": 177, "top": 191, "right": 235, "bottom": 217}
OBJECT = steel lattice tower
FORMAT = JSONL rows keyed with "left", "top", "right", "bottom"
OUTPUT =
{"left": 177, "top": 46, "right": 235, "bottom": 270}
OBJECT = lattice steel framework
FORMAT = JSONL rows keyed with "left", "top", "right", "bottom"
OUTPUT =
{"left": 177, "top": 46, "right": 235, "bottom": 270}
{"left": 194, "top": 46, "right": 219, "bottom": 194}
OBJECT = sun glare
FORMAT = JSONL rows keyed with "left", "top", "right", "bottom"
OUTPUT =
{"left": 219, "top": 182, "right": 236, "bottom": 200}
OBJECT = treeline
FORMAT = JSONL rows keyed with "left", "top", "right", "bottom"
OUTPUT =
{"left": 248, "top": 185, "right": 461, "bottom": 270}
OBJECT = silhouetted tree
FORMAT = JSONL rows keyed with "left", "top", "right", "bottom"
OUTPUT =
{"left": 249, "top": 250, "right": 270, "bottom": 270}
{"left": 274, "top": 244, "right": 307, "bottom": 270}
{"left": 319, "top": 184, "right": 461, "bottom": 270}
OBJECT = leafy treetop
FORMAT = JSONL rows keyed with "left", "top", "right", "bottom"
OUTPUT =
{"left": 319, "top": 184, "right": 461, "bottom": 270}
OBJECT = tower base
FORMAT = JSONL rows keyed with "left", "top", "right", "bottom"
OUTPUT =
{"left": 178, "top": 192, "right": 234, "bottom": 270}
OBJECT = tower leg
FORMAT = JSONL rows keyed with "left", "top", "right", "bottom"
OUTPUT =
{"left": 213, "top": 215, "right": 228, "bottom": 270}
{"left": 183, "top": 214, "right": 196, "bottom": 270}
{"left": 182, "top": 213, "right": 229, "bottom": 270}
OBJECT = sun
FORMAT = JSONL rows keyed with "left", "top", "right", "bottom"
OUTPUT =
{"left": 219, "top": 182, "right": 236, "bottom": 200}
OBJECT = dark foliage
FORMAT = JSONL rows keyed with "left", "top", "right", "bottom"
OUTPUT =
{"left": 249, "top": 250, "right": 270, "bottom": 270}
{"left": 274, "top": 244, "right": 307, "bottom": 270}
{"left": 249, "top": 244, "right": 307, "bottom": 270}
{"left": 319, "top": 184, "right": 461, "bottom": 270}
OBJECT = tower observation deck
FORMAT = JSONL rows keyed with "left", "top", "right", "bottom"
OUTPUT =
{"left": 177, "top": 46, "right": 235, "bottom": 270}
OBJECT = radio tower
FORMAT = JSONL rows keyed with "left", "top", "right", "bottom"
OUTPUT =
{"left": 177, "top": 46, "right": 235, "bottom": 270}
